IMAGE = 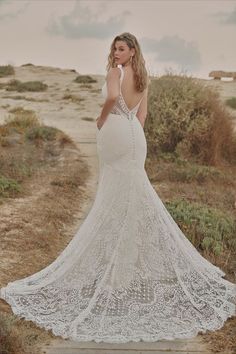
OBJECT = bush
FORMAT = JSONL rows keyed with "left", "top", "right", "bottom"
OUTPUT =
{"left": 74, "top": 75, "right": 97, "bottom": 84}
{"left": 62, "top": 93, "right": 84, "bottom": 103}
{"left": 146, "top": 73, "right": 236, "bottom": 165}
{"left": 225, "top": 97, "right": 236, "bottom": 109}
{"left": 5, "top": 107, "right": 41, "bottom": 132}
{"left": 166, "top": 198, "right": 236, "bottom": 256}
{"left": 21, "top": 63, "right": 34, "bottom": 66}
{"left": 0, "top": 65, "right": 15, "bottom": 77}
{"left": 6, "top": 79, "right": 48, "bottom": 92}
{"left": 25, "top": 126, "right": 58, "bottom": 141}
{"left": 0, "top": 175, "right": 20, "bottom": 197}
{"left": 168, "top": 159, "right": 229, "bottom": 184}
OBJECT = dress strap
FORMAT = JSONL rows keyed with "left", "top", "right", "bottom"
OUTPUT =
{"left": 117, "top": 64, "right": 124, "bottom": 92}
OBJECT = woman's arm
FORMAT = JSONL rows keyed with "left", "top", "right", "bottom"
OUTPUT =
{"left": 97, "top": 68, "right": 120, "bottom": 129}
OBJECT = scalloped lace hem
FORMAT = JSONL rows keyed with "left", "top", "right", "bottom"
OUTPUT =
{"left": 2, "top": 291, "right": 235, "bottom": 344}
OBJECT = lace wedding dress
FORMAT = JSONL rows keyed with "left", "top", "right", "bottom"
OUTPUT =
{"left": 0, "top": 64, "right": 235, "bottom": 343}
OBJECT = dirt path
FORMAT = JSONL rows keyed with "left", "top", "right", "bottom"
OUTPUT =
{"left": 42, "top": 337, "right": 210, "bottom": 354}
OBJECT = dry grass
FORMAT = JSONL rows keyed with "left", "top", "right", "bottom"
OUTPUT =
{"left": 0, "top": 111, "right": 90, "bottom": 354}
{"left": 2, "top": 94, "right": 49, "bottom": 102}
{"left": 79, "top": 83, "right": 93, "bottom": 89}
{"left": 62, "top": 93, "right": 85, "bottom": 103}
{"left": 201, "top": 317, "right": 236, "bottom": 353}
{"left": 0, "top": 107, "right": 73, "bottom": 149}
{"left": 0, "top": 310, "right": 52, "bottom": 354}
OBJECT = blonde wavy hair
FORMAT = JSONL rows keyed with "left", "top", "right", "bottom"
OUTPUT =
{"left": 106, "top": 32, "right": 149, "bottom": 92}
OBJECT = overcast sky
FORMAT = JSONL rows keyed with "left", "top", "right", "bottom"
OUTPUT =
{"left": 0, "top": 0, "right": 235, "bottom": 79}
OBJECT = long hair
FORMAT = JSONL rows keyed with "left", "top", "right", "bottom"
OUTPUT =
{"left": 106, "top": 32, "right": 149, "bottom": 92}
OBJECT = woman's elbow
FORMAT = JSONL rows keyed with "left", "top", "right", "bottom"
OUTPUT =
{"left": 107, "top": 95, "right": 118, "bottom": 102}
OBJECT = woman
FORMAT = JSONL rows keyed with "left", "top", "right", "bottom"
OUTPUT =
{"left": 0, "top": 32, "right": 235, "bottom": 343}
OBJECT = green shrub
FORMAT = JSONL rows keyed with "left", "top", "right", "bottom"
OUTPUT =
{"left": 0, "top": 175, "right": 20, "bottom": 197}
{"left": 74, "top": 75, "right": 97, "bottom": 84}
{"left": 165, "top": 198, "right": 236, "bottom": 255}
{"left": 225, "top": 97, "right": 236, "bottom": 109}
{"left": 168, "top": 159, "right": 228, "bottom": 184}
{"left": 6, "top": 79, "right": 48, "bottom": 92}
{"left": 0, "top": 64, "right": 15, "bottom": 77}
{"left": 25, "top": 126, "right": 58, "bottom": 141}
{"left": 21, "top": 63, "right": 34, "bottom": 66}
{"left": 146, "top": 73, "right": 236, "bottom": 165}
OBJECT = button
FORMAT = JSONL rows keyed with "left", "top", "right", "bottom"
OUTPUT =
{"left": 128, "top": 112, "right": 135, "bottom": 120}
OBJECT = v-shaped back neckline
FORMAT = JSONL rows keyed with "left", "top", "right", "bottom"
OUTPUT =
{"left": 117, "top": 64, "right": 144, "bottom": 112}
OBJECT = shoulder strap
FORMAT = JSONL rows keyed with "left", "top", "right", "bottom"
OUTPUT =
{"left": 117, "top": 64, "right": 124, "bottom": 94}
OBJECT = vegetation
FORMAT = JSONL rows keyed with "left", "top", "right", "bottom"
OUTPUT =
{"left": 225, "top": 96, "right": 236, "bottom": 110}
{"left": 80, "top": 83, "right": 93, "bottom": 89}
{"left": 62, "top": 93, "right": 85, "bottom": 103}
{"left": 0, "top": 107, "right": 73, "bottom": 199}
{"left": 146, "top": 74, "right": 236, "bottom": 165}
{"left": 145, "top": 73, "right": 236, "bottom": 259}
{"left": 0, "top": 107, "right": 88, "bottom": 354}
{"left": 21, "top": 63, "right": 34, "bottom": 66}
{"left": 166, "top": 198, "right": 236, "bottom": 256}
{"left": 0, "top": 65, "right": 15, "bottom": 77}
{"left": 74, "top": 75, "right": 97, "bottom": 84}
{"left": 145, "top": 72, "right": 236, "bottom": 352}
{"left": 4, "top": 79, "right": 48, "bottom": 92}
{"left": 25, "top": 126, "right": 58, "bottom": 141}
{"left": 2, "top": 94, "right": 49, "bottom": 102}
{"left": 6, "top": 107, "right": 41, "bottom": 130}
{"left": 0, "top": 176, "right": 20, "bottom": 198}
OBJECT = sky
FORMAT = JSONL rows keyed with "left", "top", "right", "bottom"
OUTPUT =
{"left": 0, "top": 0, "right": 235, "bottom": 79}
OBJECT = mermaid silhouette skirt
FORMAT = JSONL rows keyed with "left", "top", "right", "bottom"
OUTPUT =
{"left": 0, "top": 112, "right": 235, "bottom": 343}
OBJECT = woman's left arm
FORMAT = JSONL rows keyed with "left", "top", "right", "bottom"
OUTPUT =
{"left": 96, "top": 67, "right": 120, "bottom": 129}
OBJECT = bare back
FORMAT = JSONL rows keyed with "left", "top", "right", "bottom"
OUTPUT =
{"left": 119, "top": 66, "right": 144, "bottom": 111}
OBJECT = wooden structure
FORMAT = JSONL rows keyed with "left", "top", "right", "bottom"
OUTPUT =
{"left": 209, "top": 70, "right": 236, "bottom": 80}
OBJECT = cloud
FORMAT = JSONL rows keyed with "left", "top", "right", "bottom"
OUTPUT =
{"left": 141, "top": 35, "right": 201, "bottom": 71}
{"left": 210, "top": 6, "right": 236, "bottom": 25}
{"left": 45, "top": 0, "right": 130, "bottom": 39}
{"left": 0, "top": 0, "right": 30, "bottom": 21}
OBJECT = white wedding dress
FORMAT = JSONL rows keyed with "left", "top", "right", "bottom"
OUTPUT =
{"left": 0, "top": 64, "right": 235, "bottom": 343}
